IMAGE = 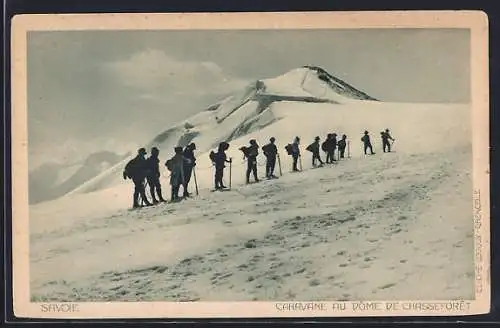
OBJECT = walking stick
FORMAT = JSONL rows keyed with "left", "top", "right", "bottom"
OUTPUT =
{"left": 277, "top": 153, "right": 283, "bottom": 176}
{"left": 145, "top": 179, "right": 150, "bottom": 204}
{"left": 193, "top": 167, "right": 199, "bottom": 196}
{"left": 140, "top": 179, "right": 148, "bottom": 206}
{"left": 229, "top": 157, "right": 232, "bottom": 189}
{"left": 212, "top": 164, "right": 216, "bottom": 190}
{"left": 299, "top": 155, "right": 303, "bottom": 171}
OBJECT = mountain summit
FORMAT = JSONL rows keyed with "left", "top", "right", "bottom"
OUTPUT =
{"left": 210, "top": 66, "right": 377, "bottom": 124}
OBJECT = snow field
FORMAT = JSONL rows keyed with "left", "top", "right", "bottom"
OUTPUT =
{"left": 29, "top": 66, "right": 474, "bottom": 302}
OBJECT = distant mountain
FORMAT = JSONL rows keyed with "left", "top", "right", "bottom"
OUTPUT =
{"left": 29, "top": 150, "right": 127, "bottom": 204}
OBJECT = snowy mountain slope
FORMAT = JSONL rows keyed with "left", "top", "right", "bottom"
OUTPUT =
{"left": 30, "top": 144, "right": 473, "bottom": 301}
{"left": 35, "top": 99, "right": 470, "bottom": 234}
{"left": 161, "top": 100, "right": 469, "bottom": 198}
{"left": 64, "top": 67, "right": 379, "bottom": 197}
{"left": 29, "top": 66, "right": 474, "bottom": 302}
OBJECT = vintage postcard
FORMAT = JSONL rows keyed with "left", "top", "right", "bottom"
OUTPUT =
{"left": 11, "top": 11, "right": 490, "bottom": 318}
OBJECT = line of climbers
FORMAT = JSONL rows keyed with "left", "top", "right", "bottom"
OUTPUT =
{"left": 122, "top": 129, "right": 395, "bottom": 209}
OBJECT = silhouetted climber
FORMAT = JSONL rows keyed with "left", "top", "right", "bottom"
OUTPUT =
{"left": 331, "top": 133, "right": 338, "bottom": 161}
{"left": 262, "top": 137, "right": 278, "bottom": 178}
{"left": 306, "top": 136, "right": 324, "bottom": 167}
{"left": 146, "top": 147, "right": 166, "bottom": 204}
{"left": 361, "top": 130, "right": 375, "bottom": 155}
{"left": 165, "top": 147, "right": 188, "bottom": 202}
{"left": 183, "top": 143, "right": 197, "bottom": 197}
{"left": 322, "top": 133, "right": 337, "bottom": 163}
{"left": 381, "top": 129, "right": 395, "bottom": 153}
{"left": 210, "top": 142, "right": 231, "bottom": 190}
{"left": 285, "top": 136, "right": 301, "bottom": 172}
{"left": 337, "top": 134, "right": 348, "bottom": 159}
{"left": 123, "top": 148, "right": 152, "bottom": 208}
{"left": 321, "top": 134, "right": 331, "bottom": 163}
{"left": 240, "top": 139, "right": 260, "bottom": 184}
{"left": 292, "top": 136, "right": 302, "bottom": 171}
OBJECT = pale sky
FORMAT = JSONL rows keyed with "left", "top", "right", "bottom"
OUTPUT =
{"left": 27, "top": 28, "right": 470, "bottom": 169}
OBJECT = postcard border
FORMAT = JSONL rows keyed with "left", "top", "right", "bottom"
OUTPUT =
{"left": 10, "top": 11, "right": 490, "bottom": 318}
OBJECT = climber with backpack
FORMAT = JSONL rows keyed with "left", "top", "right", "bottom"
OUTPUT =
{"left": 361, "top": 130, "right": 375, "bottom": 155}
{"left": 322, "top": 133, "right": 337, "bottom": 164}
{"left": 210, "top": 142, "right": 232, "bottom": 190}
{"left": 165, "top": 146, "right": 189, "bottom": 202}
{"left": 262, "top": 137, "right": 278, "bottom": 179}
{"left": 182, "top": 143, "right": 197, "bottom": 197}
{"left": 285, "top": 136, "right": 301, "bottom": 172}
{"left": 306, "top": 136, "right": 324, "bottom": 167}
{"left": 123, "top": 147, "right": 152, "bottom": 208}
{"left": 240, "top": 139, "right": 260, "bottom": 184}
{"left": 337, "top": 134, "right": 348, "bottom": 159}
{"left": 146, "top": 147, "right": 166, "bottom": 204}
{"left": 381, "top": 129, "right": 395, "bottom": 153}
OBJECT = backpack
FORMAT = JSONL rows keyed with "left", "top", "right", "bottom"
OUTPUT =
{"left": 285, "top": 144, "right": 293, "bottom": 155}
{"left": 239, "top": 146, "right": 250, "bottom": 158}
{"left": 165, "top": 159, "right": 173, "bottom": 171}
{"left": 124, "top": 158, "right": 139, "bottom": 178}
{"left": 263, "top": 144, "right": 275, "bottom": 156}
{"left": 321, "top": 141, "right": 328, "bottom": 152}
{"left": 209, "top": 150, "right": 216, "bottom": 163}
{"left": 306, "top": 143, "right": 314, "bottom": 152}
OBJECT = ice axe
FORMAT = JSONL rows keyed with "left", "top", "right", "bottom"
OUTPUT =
{"left": 229, "top": 157, "right": 232, "bottom": 190}
{"left": 277, "top": 153, "right": 283, "bottom": 176}
{"left": 140, "top": 179, "right": 149, "bottom": 206}
{"left": 193, "top": 166, "right": 199, "bottom": 196}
